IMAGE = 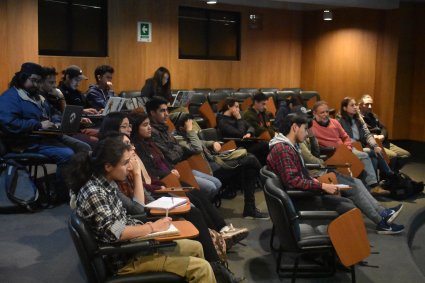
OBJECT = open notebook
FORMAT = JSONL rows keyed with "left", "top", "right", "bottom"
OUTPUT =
{"left": 131, "top": 223, "right": 179, "bottom": 241}
{"left": 145, "top": 197, "right": 187, "bottom": 210}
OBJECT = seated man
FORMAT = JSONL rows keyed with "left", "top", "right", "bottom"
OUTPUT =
{"left": 0, "top": 62, "right": 88, "bottom": 202}
{"left": 311, "top": 100, "right": 388, "bottom": 196}
{"left": 66, "top": 136, "right": 216, "bottom": 282}
{"left": 359, "top": 94, "right": 411, "bottom": 170}
{"left": 171, "top": 112, "right": 269, "bottom": 220}
{"left": 242, "top": 92, "right": 276, "bottom": 137}
{"left": 85, "top": 65, "right": 115, "bottom": 111}
{"left": 146, "top": 97, "right": 222, "bottom": 201}
{"left": 267, "top": 113, "right": 404, "bottom": 234}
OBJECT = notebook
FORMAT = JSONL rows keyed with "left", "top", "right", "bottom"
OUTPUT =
{"left": 145, "top": 197, "right": 188, "bottom": 210}
{"left": 35, "top": 105, "right": 83, "bottom": 134}
{"left": 103, "top": 97, "right": 127, "bottom": 115}
{"left": 131, "top": 223, "right": 180, "bottom": 241}
{"left": 171, "top": 91, "right": 195, "bottom": 107}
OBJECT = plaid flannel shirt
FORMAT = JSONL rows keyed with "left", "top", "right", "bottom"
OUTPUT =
{"left": 267, "top": 142, "right": 322, "bottom": 191}
{"left": 76, "top": 174, "right": 142, "bottom": 273}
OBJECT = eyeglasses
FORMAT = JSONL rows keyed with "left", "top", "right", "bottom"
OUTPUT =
{"left": 120, "top": 124, "right": 132, "bottom": 129}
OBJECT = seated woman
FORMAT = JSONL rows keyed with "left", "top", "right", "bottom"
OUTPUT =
{"left": 64, "top": 136, "right": 215, "bottom": 282}
{"left": 105, "top": 132, "right": 244, "bottom": 283}
{"left": 97, "top": 112, "right": 248, "bottom": 249}
{"left": 338, "top": 97, "right": 394, "bottom": 180}
{"left": 217, "top": 98, "right": 269, "bottom": 165}
{"left": 140, "top": 66, "right": 173, "bottom": 104}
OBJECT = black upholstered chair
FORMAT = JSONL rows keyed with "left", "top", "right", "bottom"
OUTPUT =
{"left": 0, "top": 136, "right": 55, "bottom": 208}
{"left": 68, "top": 212, "right": 186, "bottom": 283}
{"left": 264, "top": 178, "right": 337, "bottom": 282}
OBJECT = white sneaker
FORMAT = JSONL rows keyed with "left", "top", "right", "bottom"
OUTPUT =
{"left": 220, "top": 224, "right": 249, "bottom": 245}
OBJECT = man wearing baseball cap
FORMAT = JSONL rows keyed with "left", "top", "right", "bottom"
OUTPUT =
{"left": 58, "top": 65, "right": 89, "bottom": 107}
{"left": 0, "top": 62, "right": 84, "bottom": 203}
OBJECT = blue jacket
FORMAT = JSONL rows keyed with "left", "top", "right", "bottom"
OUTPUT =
{"left": 85, "top": 84, "right": 113, "bottom": 110}
{"left": 0, "top": 87, "right": 60, "bottom": 149}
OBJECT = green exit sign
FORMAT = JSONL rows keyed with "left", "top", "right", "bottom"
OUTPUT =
{"left": 137, "top": 21, "right": 152, "bottom": 42}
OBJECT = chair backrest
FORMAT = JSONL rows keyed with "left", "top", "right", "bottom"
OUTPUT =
{"left": 300, "top": 90, "right": 320, "bottom": 109}
{"left": 161, "top": 173, "right": 183, "bottom": 188}
{"left": 232, "top": 92, "right": 253, "bottom": 102}
{"left": 264, "top": 178, "right": 301, "bottom": 251}
{"left": 68, "top": 212, "right": 109, "bottom": 283}
{"left": 198, "top": 128, "right": 220, "bottom": 141}
{"left": 187, "top": 154, "right": 212, "bottom": 175}
{"left": 237, "top": 88, "right": 259, "bottom": 93}
{"left": 266, "top": 96, "right": 277, "bottom": 117}
{"left": 193, "top": 88, "right": 213, "bottom": 95}
{"left": 174, "top": 160, "right": 200, "bottom": 189}
{"left": 260, "top": 88, "right": 279, "bottom": 94}
{"left": 214, "top": 88, "right": 235, "bottom": 95}
{"left": 119, "top": 90, "right": 141, "bottom": 99}
{"left": 188, "top": 93, "right": 207, "bottom": 115}
{"left": 240, "top": 97, "right": 253, "bottom": 111}
{"left": 328, "top": 208, "right": 371, "bottom": 267}
{"left": 198, "top": 102, "right": 217, "bottom": 128}
{"left": 259, "top": 165, "right": 279, "bottom": 185}
{"left": 275, "top": 90, "right": 297, "bottom": 107}
{"left": 208, "top": 92, "right": 231, "bottom": 112}
{"left": 325, "top": 144, "right": 364, "bottom": 178}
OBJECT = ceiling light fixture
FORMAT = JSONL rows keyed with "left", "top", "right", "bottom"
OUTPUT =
{"left": 207, "top": 0, "right": 217, "bottom": 4}
{"left": 323, "top": 10, "right": 333, "bottom": 21}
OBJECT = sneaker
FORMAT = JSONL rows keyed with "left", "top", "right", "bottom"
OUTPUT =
{"left": 376, "top": 220, "right": 405, "bottom": 235}
{"left": 370, "top": 185, "right": 391, "bottom": 196}
{"left": 243, "top": 208, "right": 270, "bottom": 220}
{"left": 220, "top": 224, "right": 249, "bottom": 248}
{"left": 380, "top": 204, "right": 403, "bottom": 224}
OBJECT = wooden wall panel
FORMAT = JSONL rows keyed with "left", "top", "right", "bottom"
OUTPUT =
{"left": 301, "top": 9, "right": 382, "bottom": 113}
{"left": 0, "top": 0, "right": 38, "bottom": 93}
{"left": 409, "top": 4, "right": 425, "bottom": 141}
{"left": 94, "top": 0, "right": 302, "bottom": 92}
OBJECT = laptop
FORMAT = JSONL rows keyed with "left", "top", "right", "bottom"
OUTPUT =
{"left": 172, "top": 91, "right": 195, "bottom": 107}
{"left": 103, "top": 97, "right": 127, "bottom": 116}
{"left": 35, "top": 105, "right": 83, "bottom": 134}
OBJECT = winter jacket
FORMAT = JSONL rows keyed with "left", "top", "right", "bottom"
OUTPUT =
{"left": 216, "top": 113, "right": 254, "bottom": 138}
{"left": 85, "top": 84, "right": 113, "bottom": 110}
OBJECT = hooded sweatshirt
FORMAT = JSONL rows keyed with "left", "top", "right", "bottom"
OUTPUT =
{"left": 85, "top": 84, "right": 113, "bottom": 111}
{"left": 267, "top": 133, "right": 322, "bottom": 191}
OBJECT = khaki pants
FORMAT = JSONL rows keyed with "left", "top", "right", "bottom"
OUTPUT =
{"left": 118, "top": 239, "right": 216, "bottom": 283}
{"left": 385, "top": 143, "right": 411, "bottom": 160}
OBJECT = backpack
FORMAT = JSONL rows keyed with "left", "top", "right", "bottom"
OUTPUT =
{"left": 381, "top": 172, "right": 424, "bottom": 200}
{"left": 0, "top": 159, "right": 39, "bottom": 212}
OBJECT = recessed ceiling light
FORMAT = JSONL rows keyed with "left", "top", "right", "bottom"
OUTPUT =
{"left": 207, "top": 0, "right": 217, "bottom": 4}
{"left": 323, "top": 10, "right": 333, "bottom": 21}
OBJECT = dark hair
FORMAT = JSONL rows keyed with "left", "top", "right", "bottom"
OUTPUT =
{"left": 170, "top": 112, "right": 192, "bottom": 129}
{"left": 65, "top": 136, "right": 131, "bottom": 194}
{"left": 312, "top": 100, "right": 328, "bottom": 112}
{"left": 128, "top": 112, "right": 149, "bottom": 141}
{"left": 152, "top": 67, "right": 171, "bottom": 95}
{"left": 340, "top": 97, "right": 358, "bottom": 119}
{"left": 98, "top": 112, "right": 128, "bottom": 139}
{"left": 253, "top": 92, "right": 268, "bottom": 103}
{"left": 94, "top": 65, "right": 114, "bottom": 82}
{"left": 279, "top": 113, "right": 309, "bottom": 135}
{"left": 220, "top": 97, "right": 237, "bottom": 113}
{"left": 41, "top": 67, "right": 58, "bottom": 80}
{"left": 9, "top": 72, "right": 30, "bottom": 88}
{"left": 145, "top": 96, "right": 168, "bottom": 115}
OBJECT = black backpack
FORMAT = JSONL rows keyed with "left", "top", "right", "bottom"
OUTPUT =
{"left": 382, "top": 172, "right": 424, "bottom": 200}
{"left": 0, "top": 159, "right": 39, "bottom": 212}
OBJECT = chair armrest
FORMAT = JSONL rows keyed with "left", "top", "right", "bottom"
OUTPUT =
{"left": 98, "top": 240, "right": 177, "bottom": 256}
{"left": 319, "top": 146, "right": 336, "bottom": 155}
{"left": 299, "top": 210, "right": 339, "bottom": 220}
{"left": 286, "top": 189, "right": 320, "bottom": 198}
{"left": 305, "top": 164, "right": 323, "bottom": 170}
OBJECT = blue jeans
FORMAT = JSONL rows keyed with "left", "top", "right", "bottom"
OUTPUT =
{"left": 336, "top": 173, "right": 385, "bottom": 224}
{"left": 26, "top": 143, "right": 74, "bottom": 194}
{"left": 192, "top": 170, "right": 222, "bottom": 201}
{"left": 352, "top": 148, "right": 378, "bottom": 187}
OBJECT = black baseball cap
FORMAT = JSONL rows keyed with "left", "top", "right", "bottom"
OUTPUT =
{"left": 63, "top": 65, "right": 88, "bottom": 80}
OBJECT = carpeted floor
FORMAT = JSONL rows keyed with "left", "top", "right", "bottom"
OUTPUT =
{"left": 0, "top": 140, "right": 424, "bottom": 283}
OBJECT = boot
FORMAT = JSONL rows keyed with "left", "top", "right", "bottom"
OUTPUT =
{"left": 210, "top": 261, "right": 245, "bottom": 283}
